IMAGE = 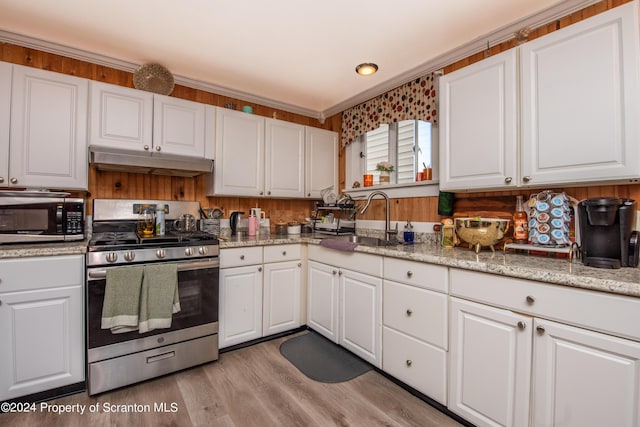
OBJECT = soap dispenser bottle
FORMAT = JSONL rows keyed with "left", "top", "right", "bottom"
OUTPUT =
{"left": 403, "top": 219, "right": 415, "bottom": 244}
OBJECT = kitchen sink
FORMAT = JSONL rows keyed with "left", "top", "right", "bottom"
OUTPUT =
{"left": 330, "top": 235, "right": 391, "bottom": 247}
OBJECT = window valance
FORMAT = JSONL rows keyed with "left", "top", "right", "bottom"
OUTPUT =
{"left": 341, "top": 73, "right": 438, "bottom": 147}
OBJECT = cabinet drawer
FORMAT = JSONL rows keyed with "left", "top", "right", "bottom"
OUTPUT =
{"left": 383, "top": 280, "right": 447, "bottom": 349}
{"left": 220, "top": 246, "right": 263, "bottom": 268}
{"left": 450, "top": 269, "right": 640, "bottom": 342}
{"left": 263, "top": 244, "right": 301, "bottom": 263}
{"left": 383, "top": 326, "right": 447, "bottom": 405}
{"left": 383, "top": 257, "right": 448, "bottom": 292}
{"left": 0, "top": 255, "right": 84, "bottom": 293}
{"left": 308, "top": 245, "right": 382, "bottom": 277}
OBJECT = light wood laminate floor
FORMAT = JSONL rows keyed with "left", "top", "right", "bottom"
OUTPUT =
{"left": 2, "top": 331, "right": 464, "bottom": 426}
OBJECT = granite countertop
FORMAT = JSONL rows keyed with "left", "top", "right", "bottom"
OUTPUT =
{"left": 221, "top": 234, "right": 640, "bottom": 299}
{"left": 0, "top": 240, "right": 89, "bottom": 259}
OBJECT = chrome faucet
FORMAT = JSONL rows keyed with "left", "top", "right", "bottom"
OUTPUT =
{"left": 359, "top": 190, "right": 398, "bottom": 244}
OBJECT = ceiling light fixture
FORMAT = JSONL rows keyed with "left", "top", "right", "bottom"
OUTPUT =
{"left": 355, "top": 63, "right": 378, "bottom": 76}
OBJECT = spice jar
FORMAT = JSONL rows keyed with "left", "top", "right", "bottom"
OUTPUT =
{"left": 441, "top": 218, "right": 456, "bottom": 248}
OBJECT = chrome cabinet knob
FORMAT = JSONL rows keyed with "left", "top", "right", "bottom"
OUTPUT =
{"left": 0, "top": 177, "right": 4, "bottom": 183}
{"left": 106, "top": 252, "right": 118, "bottom": 263}
{"left": 124, "top": 251, "right": 136, "bottom": 262}
{"left": 517, "top": 321, "right": 526, "bottom": 330}
{"left": 240, "top": 255, "right": 245, "bottom": 260}
{"left": 198, "top": 246, "right": 208, "bottom": 255}
{"left": 307, "top": 193, "right": 311, "bottom": 197}
{"left": 297, "top": 263, "right": 302, "bottom": 267}
{"left": 536, "top": 326, "right": 546, "bottom": 335}
{"left": 523, "top": 176, "right": 532, "bottom": 183}
{"left": 156, "top": 249, "right": 166, "bottom": 259}
{"left": 332, "top": 270, "right": 337, "bottom": 275}
{"left": 10, "top": 178, "right": 17, "bottom": 184}
{"left": 406, "top": 309, "right": 413, "bottom": 316}
{"left": 144, "top": 145, "right": 150, "bottom": 151}
{"left": 505, "top": 176, "right": 513, "bottom": 183}
{"left": 155, "top": 146, "right": 161, "bottom": 152}
{"left": 407, "top": 271, "right": 413, "bottom": 277}
{"left": 282, "top": 251, "right": 287, "bottom": 256}
{"left": 406, "top": 360, "right": 413, "bottom": 367}
{"left": 338, "top": 271, "right": 343, "bottom": 276}
{"left": 258, "top": 267, "right": 262, "bottom": 272}
{"left": 259, "top": 191, "right": 264, "bottom": 195}
{"left": 526, "top": 295, "right": 535, "bottom": 304}
{"left": 268, "top": 191, "right": 271, "bottom": 195}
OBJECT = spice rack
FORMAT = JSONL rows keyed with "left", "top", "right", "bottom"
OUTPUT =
{"left": 312, "top": 202, "right": 357, "bottom": 235}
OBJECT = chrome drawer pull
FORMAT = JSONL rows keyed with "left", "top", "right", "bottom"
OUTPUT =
{"left": 147, "top": 351, "right": 175, "bottom": 364}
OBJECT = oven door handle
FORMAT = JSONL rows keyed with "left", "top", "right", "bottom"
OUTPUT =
{"left": 87, "top": 258, "right": 219, "bottom": 280}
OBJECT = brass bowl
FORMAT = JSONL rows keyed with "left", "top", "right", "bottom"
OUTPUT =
{"left": 455, "top": 217, "right": 510, "bottom": 253}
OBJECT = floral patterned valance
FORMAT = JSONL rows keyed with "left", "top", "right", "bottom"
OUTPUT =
{"left": 341, "top": 73, "right": 438, "bottom": 146}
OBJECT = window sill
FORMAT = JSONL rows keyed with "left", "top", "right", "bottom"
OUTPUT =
{"left": 342, "top": 181, "right": 440, "bottom": 199}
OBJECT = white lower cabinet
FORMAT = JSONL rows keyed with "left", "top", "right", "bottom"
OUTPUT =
{"left": 532, "top": 318, "right": 640, "bottom": 427}
{"left": 263, "top": 259, "right": 302, "bottom": 336}
{"left": 219, "top": 264, "right": 263, "bottom": 349}
{"left": 307, "top": 246, "right": 382, "bottom": 368}
{"left": 449, "top": 269, "right": 640, "bottom": 427}
{"left": 0, "top": 255, "right": 85, "bottom": 401}
{"left": 382, "top": 258, "right": 449, "bottom": 405}
{"left": 219, "top": 245, "right": 303, "bottom": 349}
{"left": 449, "top": 297, "right": 532, "bottom": 427}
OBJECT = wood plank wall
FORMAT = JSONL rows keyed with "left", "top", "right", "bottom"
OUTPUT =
{"left": 2, "top": 0, "right": 638, "bottom": 226}
{"left": 0, "top": 42, "right": 341, "bottom": 223}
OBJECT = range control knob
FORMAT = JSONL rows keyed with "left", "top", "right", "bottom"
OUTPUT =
{"left": 124, "top": 251, "right": 136, "bottom": 262}
{"left": 156, "top": 249, "right": 166, "bottom": 259}
{"left": 198, "top": 246, "right": 208, "bottom": 255}
{"left": 185, "top": 247, "right": 195, "bottom": 256}
{"left": 105, "top": 252, "right": 118, "bottom": 263}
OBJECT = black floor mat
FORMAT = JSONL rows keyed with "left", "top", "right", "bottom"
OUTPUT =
{"left": 279, "top": 331, "right": 372, "bottom": 383}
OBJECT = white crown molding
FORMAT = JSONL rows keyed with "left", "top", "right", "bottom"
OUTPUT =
{"left": 0, "top": 29, "right": 322, "bottom": 120}
{"left": 0, "top": 0, "right": 602, "bottom": 122}
{"left": 321, "top": 0, "right": 602, "bottom": 118}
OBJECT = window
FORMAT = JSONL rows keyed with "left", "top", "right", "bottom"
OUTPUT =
{"left": 361, "top": 120, "right": 433, "bottom": 185}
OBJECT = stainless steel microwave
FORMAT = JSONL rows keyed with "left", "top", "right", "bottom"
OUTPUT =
{"left": 0, "top": 192, "right": 85, "bottom": 244}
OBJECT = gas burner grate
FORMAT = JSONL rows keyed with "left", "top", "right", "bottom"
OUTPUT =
{"left": 90, "top": 232, "right": 138, "bottom": 246}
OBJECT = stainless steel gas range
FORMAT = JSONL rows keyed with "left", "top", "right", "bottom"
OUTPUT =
{"left": 86, "top": 199, "right": 219, "bottom": 395}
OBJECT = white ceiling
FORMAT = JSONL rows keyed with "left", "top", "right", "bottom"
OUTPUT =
{"left": 0, "top": 0, "right": 595, "bottom": 118}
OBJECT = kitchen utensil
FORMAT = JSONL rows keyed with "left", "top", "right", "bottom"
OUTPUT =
{"left": 230, "top": 211, "right": 244, "bottom": 235}
{"left": 136, "top": 205, "right": 155, "bottom": 237}
{"left": 455, "top": 217, "right": 510, "bottom": 253}
{"left": 173, "top": 213, "right": 196, "bottom": 232}
{"left": 211, "top": 208, "right": 223, "bottom": 219}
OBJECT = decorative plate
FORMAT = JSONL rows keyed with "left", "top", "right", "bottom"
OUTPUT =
{"left": 133, "top": 63, "right": 175, "bottom": 95}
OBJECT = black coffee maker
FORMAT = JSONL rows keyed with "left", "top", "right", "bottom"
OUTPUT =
{"left": 578, "top": 197, "right": 639, "bottom": 269}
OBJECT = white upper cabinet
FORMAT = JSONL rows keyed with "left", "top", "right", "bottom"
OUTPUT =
{"left": 0, "top": 62, "right": 11, "bottom": 186}
{"left": 9, "top": 65, "right": 88, "bottom": 190}
{"left": 305, "top": 126, "right": 338, "bottom": 198}
{"left": 213, "top": 107, "right": 265, "bottom": 196}
{"left": 440, "top": 2, "right": 640, "bottom": 191}
{"left": 520, "top": 1, "right": 640, "bottom": 186}
{"left": 439, "top": 49, "right": 518, "bottom": 191}
{"left": 90, "top": 81, "right": 212, "bottom": 159}
{"left": 89, "top": 81, "right": 153, "bottom": 152}
{"left": 153, "top": 94, "right": 208, "bottom": 158}
{"left": 265, "top": 118, "right": 305, "bottom": 198}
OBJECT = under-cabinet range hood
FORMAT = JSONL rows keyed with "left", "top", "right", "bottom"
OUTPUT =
{"left": 89, "top": 146, "right": 213, "bottom": 177}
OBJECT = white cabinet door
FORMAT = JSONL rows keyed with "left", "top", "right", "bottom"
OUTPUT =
{"left": 521, "top": 2, "right": 640, "bottom": 187}
{"left": 265, "top": 118, "right": 305, "bottom": 198}
{"left": 89, "top": 80, "right": 153, "bottom": 152}
{"left": 307, "top": 260, "right": 339, "bottom": 343}
{"left": 219, "top": 265, "right": 263, "bottom": 349}
{"left": 10, "top": 65, "right": 88, "bottom": 189}
{"left": 0, "top": 62, "right": 11, "bottom": 186}
{"left": 439, "top": 49, "right": 517, "bottom": 191}
{"left": 339, "top": 268, "right": 382, "bottom": 368}
{"left": 0, "top": 255, "right": 84, "bottom": 401}
{"left": 153, "top": 94, "right": 206, "bottom": 158}
{"left": 532, "top": 318, "right": 640, "bottom": 427}
{"left": 305, "top": 127, "right": 338, "bottom": 198}
{"left": 449, "top": 297, "right": 532, "bottom": 427}
{"left": 213, "top": 108, "right": 265, "bottom": 196}
{"left": 263, "top": 260, "right": 301, "bottom": 336}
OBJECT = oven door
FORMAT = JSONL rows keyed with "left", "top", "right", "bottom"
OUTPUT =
{"left": 87, "top": 258, "right": 219, "bottom": 363}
